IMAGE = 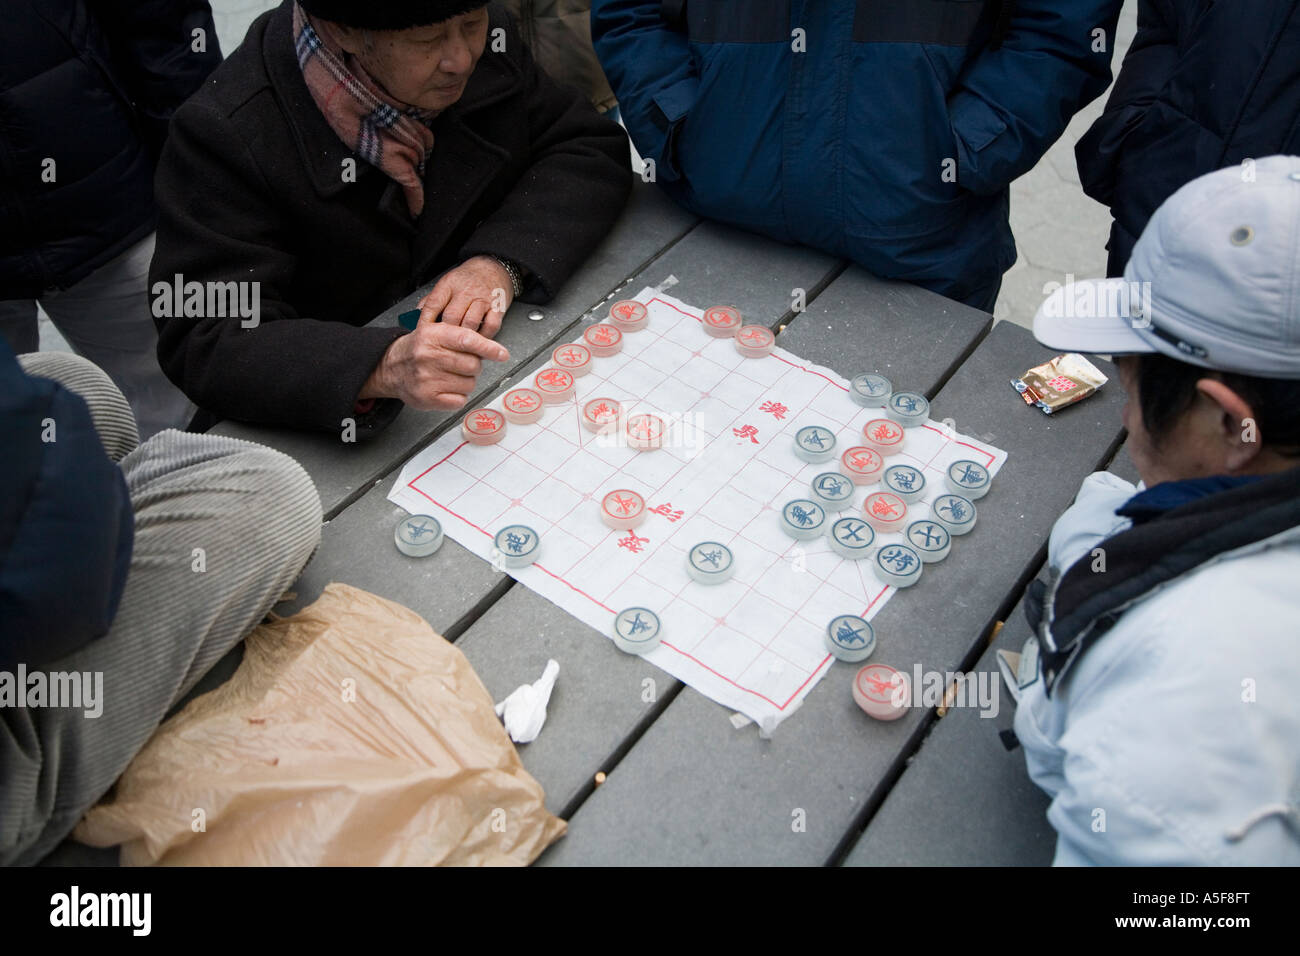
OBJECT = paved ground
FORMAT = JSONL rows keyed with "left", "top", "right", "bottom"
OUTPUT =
{"left": 37, "top": 0, "right": 1137, "bottom": 350}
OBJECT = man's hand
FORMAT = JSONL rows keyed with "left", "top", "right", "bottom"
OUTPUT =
{"left": 359, "top": 321, "right": 510, "bottom": 411}
{"left": 417, "top": 255, "right": 514, "bottom": 336}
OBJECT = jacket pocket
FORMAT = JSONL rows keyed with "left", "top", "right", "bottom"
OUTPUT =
{"left": 843, "top": 42, "right": 970, "bottom": 238}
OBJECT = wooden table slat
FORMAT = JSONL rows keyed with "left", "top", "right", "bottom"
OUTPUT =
{"left": 777, "top": 265, "right": 992, "bottom": 399}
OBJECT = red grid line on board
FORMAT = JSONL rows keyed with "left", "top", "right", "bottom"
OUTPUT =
{"left": 920, "top": 423, "right": 997, "bottom": 469}
{"left": 403, "top": 295, "right": 1002, "bottom": 712}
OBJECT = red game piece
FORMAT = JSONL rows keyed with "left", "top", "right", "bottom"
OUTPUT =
{"left": 839, "top": 445, "right": 885, "bottom": 485}
{"left": 702, "top": 305, "right": 742, "bottom": 338}
{"left": 533, "top": 367, "right": 576, "bottom": 404}
{"left": 625, "top": 413, "right": 666, "bottom": 451}
{"left": 601, "top": 489, "right": 647, "bottom": 531}
{"left": 862, "top": 418, "right": 906, "bottom": 457}
{"left": 853, "top": 663, "right": 911, "bottom": 721}
{"left": 461, "top": 407, "right": 507, "bottom": 445}
{"left": 582, "top": 397, "right": 622, "bottom": 434}
{"left": 734, "top": 325, "right": 775, "bottom": 358}
{"left": 609, "top": 299, "right": 648, "bottom": 332}
{"left": 583, "top": 323, "right": 624, "bottom": 357}
{"left": 863, "top": 491, "right": 909, "bottom": 533}
{"left": 502, "top": 388, "right": 544, "bottom": 424}
{"left": 551, "top": 342, "right": 593, "bottom": 377}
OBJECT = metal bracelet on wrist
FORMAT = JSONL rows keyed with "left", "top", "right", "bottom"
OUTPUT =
{"left": 492, "top": 256, "right": 524, "bottom": 297}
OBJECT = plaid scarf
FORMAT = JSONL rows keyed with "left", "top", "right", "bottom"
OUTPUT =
{"left": 292, "top": 2, "right": 436, "bottom": 217}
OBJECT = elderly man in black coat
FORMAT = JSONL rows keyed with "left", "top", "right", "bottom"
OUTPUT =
{"left": 150, "top": 0, "right": 631, "bottom": 436}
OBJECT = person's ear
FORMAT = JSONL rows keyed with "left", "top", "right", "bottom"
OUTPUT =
{"left": 1196, "top": 378, "right": 1262, "bottom": 472}
{"left": 328, "top": 22, "right": 367, "bottom": 56}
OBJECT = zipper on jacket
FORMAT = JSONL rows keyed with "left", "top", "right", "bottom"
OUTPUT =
{"left": 521, "top": 0, "right": 536, "bottom": 49}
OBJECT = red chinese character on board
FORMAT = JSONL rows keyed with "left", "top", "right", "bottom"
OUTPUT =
{"left": 759, "top": 401, "right": 788, "bottom": 420}
{"left": 870, "top": 496, "right": 900, "bottom": 518}
{"left": 734, "top": 424, "right": 759, "bottom": 444}
{"left": 1046, "top": 375, "right": 1078, "bottom": 392}
{"left": 617, "top": 532, "right": 649, "bottom": 553}
{"left": 538, "top": 369, "right": 567, "bottom": 387}
{"left": 871, "top": 422, "right": 897, "bottom": 442}
{"left": 649, "top": 503, "right": 684, "bottom": 522}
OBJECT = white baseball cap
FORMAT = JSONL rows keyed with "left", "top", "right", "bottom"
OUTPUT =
{"left": 1032, "top": 154, "right": 1300, "bottom": 380}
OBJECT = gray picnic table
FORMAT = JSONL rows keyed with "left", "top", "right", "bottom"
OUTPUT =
{"left": 201, "top": 181, "right": 1128, "bottom": 866}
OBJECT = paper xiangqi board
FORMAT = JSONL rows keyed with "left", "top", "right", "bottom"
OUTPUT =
{"left": 390, "top": 290, "right": 1007, "bottom": 732}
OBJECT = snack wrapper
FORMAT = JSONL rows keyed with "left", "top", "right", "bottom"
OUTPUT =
{"left": 1012, "top": 353, "right": 1108, "bottom": 415}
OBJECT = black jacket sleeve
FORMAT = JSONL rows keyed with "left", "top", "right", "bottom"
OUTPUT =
{"left": 1, "top": 342, "right": 134, "bottom": 670}
{"left": 458, "top": 14, "right": 632, "bottom": 300}
{"left": 1075, "top": 0, "right": 1182, "bottom": 207}
{"left": 87, "top": 0, "right": 224, "bottom": 157}
{"left": 150, "top": 99, "right": 407, "bottom": 436}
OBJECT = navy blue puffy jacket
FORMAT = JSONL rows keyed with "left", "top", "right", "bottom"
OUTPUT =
{"left": 1076, "top": 0, "right": 1300, "bottom": 275}
{"left": 593, "top": 0, "right": 1123, "bottom": 307}
{"left": 0, "top": 0, "right": 221, "bottom": 298}
{"left": 1, "top": 340, "right": 134, "bottom": 670}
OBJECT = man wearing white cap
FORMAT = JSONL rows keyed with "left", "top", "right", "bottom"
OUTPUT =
{"left": 1018, "top": 155, "right": 1300, "bottom": 865}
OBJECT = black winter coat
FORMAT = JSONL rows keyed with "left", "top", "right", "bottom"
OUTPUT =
{"left": 150, "top": 0, "right": 631, "bottom": 436}
{"left": 0, "top": 0, "right": 221, "bottom": 297}
{"left": 1076, "top": 0, "right": 1300, "bottom": 275}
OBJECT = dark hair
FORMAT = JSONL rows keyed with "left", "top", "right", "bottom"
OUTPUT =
{"left": 1135, "top": 353, "right": 1300, "bottom": 456}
